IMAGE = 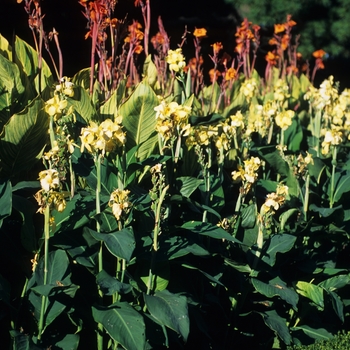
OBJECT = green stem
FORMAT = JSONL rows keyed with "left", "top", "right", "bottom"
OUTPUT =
{"left": 49, "top": 115, "right": 56, "bottom": 150}
{"left": 95, "top": 154, "right": 103, "bottom": 350}
{"left": 303, "top": 173, "right": 310, "bottom": 221}
{"left": 202, "top": 148, "right": 211, "bottom": 223}
{"left": 146, "top": 185, "right": 169, "bottom": 297}
{"left": 330, "top": 146, "right": 337, "bottom": 208}
{"left": 37, "top": 205, "right": 50, "bottom": 341}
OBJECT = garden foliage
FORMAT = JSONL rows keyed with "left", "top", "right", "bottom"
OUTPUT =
{"left": 0, "top": 1, "right": 350, "bottom": 349}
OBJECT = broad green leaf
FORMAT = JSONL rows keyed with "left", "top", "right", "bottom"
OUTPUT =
{"left": 0, "top": 179, "right": 11, "bottom": 228}
{"left": 296, "top": 281, "right": 324, "bottom": 308}
{"left": 96, "top": 270, "right": 132, "bottom": 295}
{"left": 99, "top": 89, "right": 118, "bottom": 121}
{"left": 252, "top": 277, "right": 298, "bottom": 310}
{"left": 139, "top": 261, "right": 170, "bottom": 292}
{"left": 284, "top": 118, "right": 303, "bottom": 152}
{"left": 86, "top": 226, "right": 135, "bottom": 262}
{"left": 72, "top": 67, "right": 91, "bottom": 91}
{"left": 14, "top": 35, "right": 53, "bottom": 98}
{"left": 9, "top": 330, "right": 42, "bottom": 350}
{"left": 54, "top": 334, "right": 80, "bottom": 350}
{"left": 0, "top": 53, "right": 33, "bottom": 128}
{"left": 259, "top": 309, "right": 292, "bottom": 345}
{"left": 120, "top": 81, "right": 158, "bottom": 161}
{"left": 97, "top": 210, "right": 119, "bottom": 233}
{"left": 329, "top": 171, "right": 350, "bottom": 204}
{"left": 176, "top": 176, "right": 203, "bottom": 197}
{"left": 143, "top": 55, "right": 158, "bottom": 89}
{"left": 92, "top": 303, "right": 146, "bottom": 350}
{"left": 67, "top": 85, "right": 98, "bottom": 123}
{"left": 0, "top": 34, "right": 12, "bottom": 60}
{"left": 291, "top": 325, "right": 333, "bottom": 341}
{"left": 328, "top": 290, "right": 344, "bottom": 323}
{"left": 224, "top": 259, "right": 252, "bottom": 273}
{"left": 279, "top": 208, "right": 298, "bottom": 230}
{"left": 0, "top": 97, "right": 49, "bottom": 178}
{"left": 261, "top": 234, "right": 296, "bottom": 267}
{"left": 144, "top": 290, "right": 190, "bottom": 341}
{"left": 181, "top": 263, "right": 225, "bottom": 287}
{"left": 309, "top": 204, "right": 342, "bottom": 218}
{"left": 318, "top": 274, "right": 350, "bottom": 292}
{"left": 51, "top": 230, "right": 97, "bottom": 268}
{"left": 51, "top": 194, "right": 98, "bottom": 235}
{"left": 34, "top": 250, "right": 70, "bottom": 286}
{"left": 181, "top": 221, "right": 242, "bottom": 243}
{"left": 241, "top": 204, "right": 257, "bottom": 228}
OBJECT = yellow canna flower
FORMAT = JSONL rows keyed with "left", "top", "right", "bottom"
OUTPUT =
{"left": 109, "top": 189, "right": 132, "bottom": 221}
{"left": 38, "top": 169, "right": 60, "bottom": 192}
{"left": 166, "top": 48, "right": 186, "bottom": 73}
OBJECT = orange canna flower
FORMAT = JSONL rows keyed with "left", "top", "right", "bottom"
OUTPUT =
{"left": 313, "top": 49, "right": 326, "bottom": 58}
{"left": 225, "top": 67, "right": 237, "bottom": 81}
{"left": 274, "top": 24, "right": 285, "bottom": 34}
{"left": 209, "top": 69, "right": 221, "bottom": 82}
{"left": 212, "top": 42, "right": 223, "bottom": 55}
{"left": 281, "top": 34, "right": 290, "bottom": 51}
{"left": 265, "top": 51, "right": 279, "bottom": 66}
{"left": 268, "top": 37, "right": 278, "bottom": 46}
{"left": 134, "top": 44, "right": 143, "bottom": 54}
{"left": 193, "top": 28, "right": 207, "bottom": 38}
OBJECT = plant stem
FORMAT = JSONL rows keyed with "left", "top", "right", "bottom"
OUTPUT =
{"left": 329, "top": 146, "right": 337, "bottom": 208}
{"left": 146, "top": 185, "right": 169, "bottom": 296}
{"left": 95, "top": 154, "right": 104, "bottom": 350}
{"left": 37, "top": 205, "right": 50, "bottom": 341}
{"left": 303, "top": 173, "right": 310, "bottom": 221}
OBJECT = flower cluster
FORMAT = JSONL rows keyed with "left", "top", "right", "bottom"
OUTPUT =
{"left": 154, "top": 101, "right": 191, "bottom": 141}
{"left": 45, "top": 77, "right": 74, "bottom": 121}
{"left": 166, "top": 48, "right": 186, "bottom": 73}
{"left": 275, "top": 110, "right": 294, "bottom": 130}
{"left": 109, "top": 189, "right": 132, "bottom": 221}
{"left": 232, "top": 156, "right": 262, "bottom": 185}
{"left": 80, "top": 118, "right": 126, "bottom": 156}
{"left": 35, "top": 169, "right": 67, "bottom": 214}
{"left": 124, "top": 21, "right": 144, "bottom": 54}
{"left": 261, "top": 183, "right": 289, "bottom": 215}
{"left": 240, "top": 79, "right": 258, "bottom": 101}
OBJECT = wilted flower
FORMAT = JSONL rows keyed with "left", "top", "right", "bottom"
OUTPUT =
{"left": 321, "top": 129, "right": 343, "bottom": 154}
{"left": 166, "top": 48, "right": 186, "bottom": 73}
{"left": 109, "top": 189, "right": 132, "bottom": 221}
{"left": 261, "top": 183, "right": 288, "bottom": 215}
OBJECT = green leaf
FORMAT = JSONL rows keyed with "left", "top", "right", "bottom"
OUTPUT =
{"left": 279, "top": 208, "right": 298, "bottom": 230}
{"left": 92, "top": 303, "right": 146, "bottom": 350}
{"left": 120, "top": 81, "right": 159, "bottom": 161}
{"left": 99, "top": 89, "right": 118, "bottom": 121}
{"left": 291, "top": 325, "right": 333, "bottom": 341}
{"left": 0, "top": 97, "right": 49, "bottom": 178}
{"left": 176, "top": 176, "right": 203, "bottom": 197}
{"left": 241, "top": 204, "right": 257, "bottom": 228}
{"left": 261, "top": 234, "right": 296, "bottom": 267}
{"left": 143, "top": 55, "right": 158, "bottom": 89}
{"left": 259, "top": 309, "right": 292, "bottom": 345}
{"left": 181, "top": 221, "right": 242, "bottom": 244}
{"left": 328, "top": 290, "right": 344, "bottom": 323}
{"left": 309, "top": 204, "right": 342, "bottom": 218}
{"left": 85, "top": 226, "right": 135, "bottom": 262}
{"left": 72, "top": 67, "right": 91, "bottom": 91}
{"left": 330, "top": 171, "right": 350, "bottom": 204}
{"left": 67, "top": 85, "right": 98, "bottom": 123}
{"left": 318, "top": 274, "right": 350, "bottom": 292}
{"left": 284, "top": 117, "right": 303, "bottom": 152}
{"left": 14, "top": 35, "right": 53, "bottom": 98}
{"left": 54, "top": 334, "right": 80, "bottom": 350}
{"left": 96, "top": 270, "right": 132, "bottom": 295}
{"left": 51, "top": 194, "right": 98, "bottom": 235}
{"left": 252, "top": 277, "right": 298, "bottom": 310}
{"left": 0, "top": 34, "right": 12, "bottom": 60}
{"left": 0, "top": 54, "right": 34, "bottom": 128}
{"left": 296, "top": 281, "right": 324, "bottom": 308}
{"left": 144, "top": 290, "right": 190, "bottom": 341}
{"left": 0, "top": 179, "right": 11, "bottom": 228}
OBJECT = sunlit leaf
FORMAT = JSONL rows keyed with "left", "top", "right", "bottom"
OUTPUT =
{"left": 296, "top": 281, "right": 324, "bottom": 308}
{"left": 92, "top": 303, "right": 146, "bottom": 350}
{"left": 144, "top": 290, "right": 190, "bottom": 341}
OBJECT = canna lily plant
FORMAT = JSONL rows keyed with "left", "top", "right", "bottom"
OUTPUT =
{"left": 0, "top": 1, "right": 350, "bottom": 350}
